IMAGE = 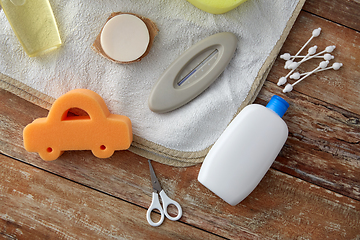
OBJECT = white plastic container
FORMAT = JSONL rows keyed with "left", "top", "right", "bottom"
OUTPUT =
{"left": 198, "top": 95, "right": 289, "bottom": 206}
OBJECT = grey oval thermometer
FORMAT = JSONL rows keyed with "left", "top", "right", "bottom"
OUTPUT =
{"left": 148, "top": 32, "right": 238, "bottom": 113}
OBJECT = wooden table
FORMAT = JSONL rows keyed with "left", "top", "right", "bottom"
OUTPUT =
{"left": 1, "top": 1, "right": 359, "bottom": 239}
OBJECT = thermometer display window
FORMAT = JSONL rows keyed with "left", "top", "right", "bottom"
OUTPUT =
{"left": 177, "top": 49, "right": 219, "bottom": 86}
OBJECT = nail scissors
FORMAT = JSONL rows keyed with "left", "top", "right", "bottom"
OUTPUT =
{"left": 146, "top": 160, "right": 182, "bottom": 227}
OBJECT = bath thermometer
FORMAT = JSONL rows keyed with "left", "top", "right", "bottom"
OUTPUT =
{"left": 148, "top": 32, "right": 237, "bottom": 113}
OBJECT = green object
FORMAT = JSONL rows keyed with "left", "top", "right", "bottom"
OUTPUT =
{"left": 0, "top": 0, "right": 62, "bottom": 57}
{"left": 187, "top": 0, "right": 248, "bottom": 14}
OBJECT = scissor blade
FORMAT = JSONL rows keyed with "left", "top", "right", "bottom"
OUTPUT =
{"left": 148, "top": 160, "right": 162, "bottom": 193}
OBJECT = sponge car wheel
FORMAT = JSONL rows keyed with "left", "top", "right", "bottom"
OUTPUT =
{"left": 91, "top": 144, "right": 114, "bottom": 159}
{"left": 39, "top": 147, "right": 62, "bottom": 161}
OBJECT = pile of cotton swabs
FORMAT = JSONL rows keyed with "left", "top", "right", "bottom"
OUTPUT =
{"left": 277, "top": 27, "right": 343, "bottom": 93}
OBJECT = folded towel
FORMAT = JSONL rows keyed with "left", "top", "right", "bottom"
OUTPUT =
{"left": 0, "top": 0, "right": 304, "bottom": 166}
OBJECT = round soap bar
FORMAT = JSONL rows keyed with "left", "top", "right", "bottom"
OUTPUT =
{"left": 187, "top": 0, "right": 248, "bottom": 14}
{"left": 100, "top": 14, "right": 150, "bottom": 62}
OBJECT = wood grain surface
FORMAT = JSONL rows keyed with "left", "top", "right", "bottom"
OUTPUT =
{"left": 1, "top": 0, "right": 360, "bottom": 239}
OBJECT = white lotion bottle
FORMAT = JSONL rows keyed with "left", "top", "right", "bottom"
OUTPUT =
{"left": 198, "top": 95, "right": 289, "bottom": 206}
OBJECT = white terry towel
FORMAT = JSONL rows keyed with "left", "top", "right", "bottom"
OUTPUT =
{"left": 0, "top": 0, "right": 302, "bottom": 166}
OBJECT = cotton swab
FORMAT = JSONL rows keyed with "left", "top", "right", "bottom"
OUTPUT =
{"left": 284, "top": 45, "right": 318, "bottom": 69}
{"left": 280, "top": 53, "right": 334, "bottom": 61}
{"left": 291, "top": 27, "right": 321, "bottom": 61}
{"left": 282, "top": 28, "right": 321, "bottom": 69}
{"left": 301, "top": 45, "right": 336, "bottom": 62}
{"left": 313, "top": 62, "right": 342, "bottom": 72}
{"left": 279, "top": 27, "right": 342, "bottom": 94}
{"left": 278, "top": 46, "right": 318, "bottom": 86}
{"left": 289, "top": 62, "right": 343, "bottom": 79}
{"left": 283, "top": 60, "right": 329, "bottom": 93}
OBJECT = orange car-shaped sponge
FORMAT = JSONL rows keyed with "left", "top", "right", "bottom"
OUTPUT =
{"left": 23, "top": 89, "right": 133, "bottom": 161}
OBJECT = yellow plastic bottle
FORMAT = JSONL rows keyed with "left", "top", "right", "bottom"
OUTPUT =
{"left": 0, "top": 0, "right": 62, "bottom": 57}
{"left": 187, "top": 0, "right": 248, "bottom": 14}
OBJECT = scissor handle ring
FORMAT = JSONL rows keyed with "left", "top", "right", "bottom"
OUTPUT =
{"left": 159, "top": 190, "right": 183, "bottom": 221}
{"left": 146, "top": 192, "right": 165, "bottom": 227}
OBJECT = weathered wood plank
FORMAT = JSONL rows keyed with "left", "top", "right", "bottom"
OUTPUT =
{"left": 255, "top": 81, "right": 360, "bottom": 200}
{"left": 1, "top": 4, "right": 360, "bottom": 239}
{"left": 303, "top": 0, "right": 360, "bottom": 32}
{"left": 262, "top": 11, "right": 360, "bottom": 200}
{"left": 0, "top": 154, "right": 223, "bottom": 240}
{"left": 1, "top": 88, "right": 360, "bottom": 239}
